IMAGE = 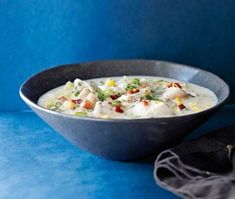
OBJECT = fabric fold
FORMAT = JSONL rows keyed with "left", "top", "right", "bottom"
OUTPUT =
{"left": 154, "top": 125, "right": 235, "bottom": 199}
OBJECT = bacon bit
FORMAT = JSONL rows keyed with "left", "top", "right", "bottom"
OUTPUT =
{"left": 115, "top": 106, "right": 124, "bottom": 113}
{"left": 178, "top": 104, "right": 186, "bottom": 110}
{"left": 82, "top": 100, "right": 93, "bottom": 109}
{"left": 128, "top": 88, "right": 139, "bottom": 94}
{"left": 70, "top": 102, "right": 77, "bottom": 110}
{"left": 58, "top": 96, "right": 67, "bottom": 102}
{"left": 168, "top": 82, "right": 182, "bottom": 89}
{"left": 142, "top": 100, "right": 149, "bottom": 107}
{"left": 110, "top": 95, "right": 118, "bottom": 100}
{"left": 71, "top": 99, "right": 83, "bottom": 104}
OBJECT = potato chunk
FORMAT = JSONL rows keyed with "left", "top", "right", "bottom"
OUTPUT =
{"left": 162, "top": 87, "right": 187, "bottom": 100}
{"left": 128, "top": 101, "right": 173, "bottom": 118}
{"left": 77, "top": 88, "right": 90, "bottom": 100}
{"left": 86, "top": 93, "right": 98, "bottom": 104}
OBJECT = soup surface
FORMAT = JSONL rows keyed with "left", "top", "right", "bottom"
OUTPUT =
{"left": 38, "top": 76, "right": 218, "bottom": 119}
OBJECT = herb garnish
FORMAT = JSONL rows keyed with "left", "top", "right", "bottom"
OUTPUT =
{"left": 75, "top": 111, "right": 87, "bottom": 116}
{"left": 74, "top": 90, "right": 80, "bottom": 96}
{"left": 95, "top": 89, "right": 114, "bottom": 101}
{"left": 125, "top": 78, "right": 140, "bottom": 91}
{"left": 112, "top": 100, "right": 121, "bottom": 106}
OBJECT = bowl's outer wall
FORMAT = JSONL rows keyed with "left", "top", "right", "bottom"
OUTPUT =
{"left": 29, "top": 104, "right": 214, "bottom": 160}
{"left": 21, "top": 60, "right": 229, "bottom": 160}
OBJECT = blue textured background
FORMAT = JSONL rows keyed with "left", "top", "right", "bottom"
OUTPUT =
{"left": 0, "top": 0, "right": 235, "bottom": 111}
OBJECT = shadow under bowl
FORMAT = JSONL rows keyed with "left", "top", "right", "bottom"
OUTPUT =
{"left": 20, "top": 60, "right": 229, "bottom": 161}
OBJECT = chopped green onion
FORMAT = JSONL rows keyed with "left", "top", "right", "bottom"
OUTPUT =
{"left": 125, "top": 84, "right": 137, "bottom": 91}
{"left": 96, "top": 89, "right": 114, "bottom": 101}
{"left": 74, "top": 90, "right": 80, "bottom": 96}
{"left": 112, "top": 100, "right": 121, "bottom": 106}
{"left": 96, "top": 89, "right": 107, "bottom": 101}
{"left": 48, "top": 104, "right": 59, "bottom": 111}
{"left": 50, "top": 105, "right": 58, "bottom": 111}
{"left": 125, "top": 78, "right": 140, "bottom": 91}
{"left": 55, "top": 101, "right": 62, "bottom": 107}
{"left": 48, "top": 100, "right": 62, "bottom": 111}
{"left": 145, "top": 95, "right": 155, "bottom": 100}
{"left": 104, "top": 89, "right": 114, "bottom": 96}
{"left": 75, "top": 111, "right": 87, "bottom": 117}
{"left": 131, "top": 78, "right": 140, "bottom": 85}
{"left": 145, "top": 95, "right": 163, "bottom": 102}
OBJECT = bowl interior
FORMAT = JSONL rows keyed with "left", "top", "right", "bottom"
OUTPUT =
{"left": 20, "top": 60, "right": 229, "bottom": 108}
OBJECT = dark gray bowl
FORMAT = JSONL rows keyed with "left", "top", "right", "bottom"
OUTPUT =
{"left": 20, "top": 60, "right": 229, "bottom": 161}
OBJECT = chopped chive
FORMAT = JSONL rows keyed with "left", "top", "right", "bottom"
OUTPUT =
{"left": 145, "top": 95, "right": 163, "bottom": 102}
{"left": 75, "top": 111, "right": 87, "bottom": 117}
{"left": 145, "top": 95, "right": 155, "bottom": 100}
{"left": 125, "top": 78, "right": 140, "bottom": 91}
{"left": 48, "top": 105, "right": 59, "bottom": 111}
{"left": 131, "top": 78, "right": 140, "bottom": 85}
{"left": 112, "top": 100, "right": 121, "bottom": 106}
{"left": 74, "top": 90, "right": 80, "bottom": 96}
{"left": 125, "top": 84, "right": 137, "bottom": 91}
{"left": 48, "top": 101, "right": 62, "bottom": 111}
{"left": 95, "top": 89, "right": 114, "bottom": 101}
{"left": 96, "top": 89, "right": 107, "bottom": 101}
{"left": 55, "top": 101, "right": 62, "bottom": 107}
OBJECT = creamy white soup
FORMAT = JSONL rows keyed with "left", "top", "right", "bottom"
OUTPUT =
{"left": 38, "top": 76, "right": 218, "bottom": 119}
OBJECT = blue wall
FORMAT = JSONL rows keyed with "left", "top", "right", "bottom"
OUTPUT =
{"left": 1, "top": 0, "right": 235, "bottom": 111}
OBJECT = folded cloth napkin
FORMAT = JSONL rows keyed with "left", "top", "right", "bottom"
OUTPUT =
{"left": 154, "top": 124, "right": 235, "bottom": 199}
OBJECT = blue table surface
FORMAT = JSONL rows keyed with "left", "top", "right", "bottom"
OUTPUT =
{"left": 1, "top": 105, "right": 235, "bottom": 199}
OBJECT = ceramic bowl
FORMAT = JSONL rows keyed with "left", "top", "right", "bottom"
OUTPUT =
{"left": 20, "top": 60, "right": 229, "bottom": 161}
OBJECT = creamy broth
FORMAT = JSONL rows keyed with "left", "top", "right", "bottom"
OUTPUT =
{"left": 38, "top": 76, "right": 218, "bottom": 119}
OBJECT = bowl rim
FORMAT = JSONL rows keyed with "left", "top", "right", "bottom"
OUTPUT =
{"left": 19, "top": 59, "right": 230, "bottom": 123}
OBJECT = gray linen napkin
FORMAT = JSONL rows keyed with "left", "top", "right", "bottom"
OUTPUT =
{"left": 154, "top": 125, "right": 235, "bottom": 199}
